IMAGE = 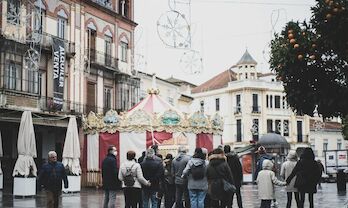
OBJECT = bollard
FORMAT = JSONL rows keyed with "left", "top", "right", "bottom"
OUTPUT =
{"left": 337, "top": 169, "right": 346, "bottom": 193}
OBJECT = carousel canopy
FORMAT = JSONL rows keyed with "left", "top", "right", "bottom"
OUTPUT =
{"left": 83, "top": 88, "right": 223, "bottom": 135}
{"left": 259, "top": 133, "right": 290, "bottom": 149}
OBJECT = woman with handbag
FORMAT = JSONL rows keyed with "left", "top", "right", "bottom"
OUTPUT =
{"left": 280, "top": 150, "right": 300, "bottom": 208}
{"left": 206, "top": 148, "right": 235, "bottom": 208}
{"left": 286, "top": 148, "right": 321, "bottom": 208}
{"left": 256, "top": 159, "right": 286, "bottom": 208}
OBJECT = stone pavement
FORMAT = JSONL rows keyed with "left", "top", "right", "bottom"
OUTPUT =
{"left": 0, "top": 183, "right": 347, "bottom": 208}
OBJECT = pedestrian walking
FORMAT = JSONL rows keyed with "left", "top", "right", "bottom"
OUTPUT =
{"left": 163, "top": 154, "right": 176, "bottom": 208}
{"left": 141, "top": 148, "right": 164, "bottom": 208}
{"left": 206, "top": 148, "right": 235, "bottom": 208}
{"left": 257, "top": 159, "right": 286, "bottom": 208}
{"left": 182, "top": 148, "right": 208, "bottom": 208}
{"left": 280, "top": 150, "right": 300, "bottom": 208}
{"left": 316, "top": 159, "right": 325, "bottom": 189}
{"left": 172, "top": 146, "right": 191, "bottom": 208}
{"left": 286, "top": 148, "right": 321, "bottom": 208}
{"left": 38, "top": 151, "right": 68, "bottom": 208}
{"left": 119, "top": 150, "right": 151, "bottom": 208}
{"left": 101, "top": 145, "right": 119, "bottom": 208}
{"left": 224, "top": 145, "right": 243, "bottom": 208}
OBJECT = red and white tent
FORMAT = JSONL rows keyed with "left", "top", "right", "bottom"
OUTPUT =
{"left": 82, "top": 88, "right": 223, "bottom": 186}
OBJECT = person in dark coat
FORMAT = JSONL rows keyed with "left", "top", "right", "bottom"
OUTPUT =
{"left": 286, "top": 148, "right": 321, "bottom": 208}
{"left": 38, "top": 151, "right": 68, "bottom": 208}
{"left": 206, "top": 148, "right": 235, "bottom": 208}
{"left": 141, "top": 148, "right": 164, "bottom": 208}
{"left": 224, "top": 145, "right": 243, "bottom": 208}
{"left": 163, "top": 153, "right": 175, "bottom": 208}
{"left": 101, "top": 145, "right": 119, "bottom": 208}
{"left": 316, "top": 159, "right": 325, "bottom": 189}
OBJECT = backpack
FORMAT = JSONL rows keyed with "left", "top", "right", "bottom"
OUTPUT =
{"left": 191, "top": 162, "right": 205, "bottom": 180}
{"left": 123, "top": 164, "right": 135, "bottom": 187}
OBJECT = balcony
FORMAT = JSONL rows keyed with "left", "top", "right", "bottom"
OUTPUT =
{"left": 41, "top": 32, "right": 75, "bottom": 57}
{"left": 87, "top": 49, "right": 118, "bottom": 71}
{"left": 252, "top": 106, "right": 261, "bottom": 114}
{"left": 234, "top": 107, "right": 241, "bottom": 115}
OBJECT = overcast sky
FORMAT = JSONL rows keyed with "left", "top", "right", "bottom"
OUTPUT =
{"left": 134, "top": 0, "right": 316, "bottom": 85}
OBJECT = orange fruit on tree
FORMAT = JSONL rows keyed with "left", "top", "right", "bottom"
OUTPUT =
{"left": 290, "top": 39, "right": 296, "bottom": 44}
{"left": 294, "top": 44, "right": 300, "bottom": 48}
{"left": 298, "top": 54, "right": 303, "bottom": 60}
{"left": 288, "top": 33, "right": 294, "bottom": 39}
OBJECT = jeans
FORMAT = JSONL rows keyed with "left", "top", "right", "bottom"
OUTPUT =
{"left": 189, "top": 190, "right": 206, "bottom": 208}
{"left": 260, "top": 200, "right": 271, "bottom": 208}
{"left": 231, "top": 187, "right": 243, "bottom": 208}
{"left": 175, "top": 184, "right": 190, "bottom": 208}
{"left": 124, "top": 187, "right": 142, "bottom": 208}
{"left": 46, "top": 190, "right": 61, "bottom": 208}
{"left": 103, "top": 190, "right": 117, "bottom": 208}
{"left": 143, "top": 189, "right": 158, "bottom": 208}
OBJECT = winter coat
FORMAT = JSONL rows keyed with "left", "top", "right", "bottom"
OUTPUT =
{"left": 206, "top": 153, "right": 234, "bottom": 200}
{"left": 172, "top": 152, "right": 191, "bottom": 185}
{"left": 225, "top": 152, "right": 243, "bottom": 188}
{"left": 118, "top": 160, "right": 149, "bottom": 189}
{"left": 102, "top": 153, "right": 119, "bottom": 190}
{"left": 182, "top": 157, "right": 209, "bottom": 191}
{"left": 257, "top": 160, "right": 286, "bottom": 200}
{"left": 286, "top": 158, "right": 321, "bottom": 193}
{"left": 256, "top": 153, "right": 273, "bottom": 178}
{"left": 38, "top": 161, "right": 68, "bottom": 192}
{"left": 164, "top": 160, "right": 174, "bottom": 185}
{"left": 141, "top": 156, "right": 164, "bottom": 191}
{"left": 280, "top": 152, "right": 298, "bottom": 192}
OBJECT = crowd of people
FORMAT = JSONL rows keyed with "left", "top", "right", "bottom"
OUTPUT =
{"left": 36, "top": 145, "right": 323, "bottom": 208}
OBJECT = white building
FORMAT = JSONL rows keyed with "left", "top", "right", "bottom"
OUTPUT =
{"left": 191, "top": 50, "right": 310, "bottom": 149}
{"left": 309, "top": 119, "right": 347, "bottom": 161}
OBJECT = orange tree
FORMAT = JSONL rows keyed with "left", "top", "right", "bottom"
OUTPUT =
{"left": 269, "top": 0, "right": 348, "bottom": 139}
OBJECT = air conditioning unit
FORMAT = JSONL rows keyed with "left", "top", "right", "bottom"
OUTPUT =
{"left": 0, "top": 94, "right": 7, "bottom": 106}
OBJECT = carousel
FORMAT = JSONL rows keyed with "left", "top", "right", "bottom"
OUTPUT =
{"left": 82, "top": 87, "right": 223, "bottom": 187}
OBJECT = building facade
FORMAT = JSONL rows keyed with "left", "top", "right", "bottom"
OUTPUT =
{"left": 191, "top": 50, "right": 310, "bottom": 149}
{"left": 0, "top": 0, "right": 139, "bottom": 187}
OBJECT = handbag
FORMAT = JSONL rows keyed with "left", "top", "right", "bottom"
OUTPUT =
{"left": 222, "top": 179, "right": 237, "bottom": 193}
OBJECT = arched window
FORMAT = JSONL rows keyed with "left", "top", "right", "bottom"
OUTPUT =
{"left": 57, "top": 9, "right": 68, "bottom": 39}
{"left": 120, "top": 36, "right": 128, "bottom": 62}
{"left": 33, "top": 0, "right": 46, "bottom": 33}
{"left": 105, "top": 31, "right": 113, "bottom": 66}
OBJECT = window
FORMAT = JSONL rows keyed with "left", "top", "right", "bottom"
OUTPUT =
{"left": 252, "top": 94, "right": 258, "bottom": 112}
{"left": 104, "top": 87, "right": 112, "bottom": 112}
{"left": 283, "top": 120, "right": 289, "bottom": 136}
{"left": 323, "top": 142, "right": 328, "bottom": 151}
{"left": 337, "top": 139, "right": 342, "bottom": 150}
{"left": 120, "top": 41, "right": 128, "bottom": 62}
{"left": 270, "top": 95, "right": 273, "bottom": 108}
{"left": 237, "top": 119, "right": 242, "bottom": 142}
{"left": 282, "top": 96, "right": 287, "bottom": 109}
{"left": 297, "top": 121, "right": 303, "bottom": 142}
{"left": 5, "top": 62, "right": 21, "bottom": 90}
{"left": 245, "top": 73, "right": 248, "bottom": 79}
{"left": 266, "top": 95, "right": 269, "bottom": 108}
{"left": 215, "top": 98, "right": 220, "bottom": 111}
{"left": 28, "top": 70, "right": 39, "bottom": 94}
{"left": 105, "top": 35, "right": 112, "bottom": 66}
{"left": 252, "top": 119, "right": 259, "bottom": 141}
{"left": 267, "top": 119, "right": 273, "bottom": 133}
{"left": 275, "top": 95, "right": 281, "bottom": 108}
{"left": 57, "top": 9, "right": 68, "bottom": 39}
{"left": 7, "top": 0, "right": 20, "bottom": 25}
{"left": 236, "top": 94, "right": 241, "bottom": 113}
{"left": 33, "top": 1, "right": 46, "bottom": 33}
{"left": 200, "top": 101, "right": 204, "bottom": 113}
{"left": 119, "top": 0, "right": 129, "bottom": 17}
{"left": 275, "top": 120, "right": 281, "bottom": 134}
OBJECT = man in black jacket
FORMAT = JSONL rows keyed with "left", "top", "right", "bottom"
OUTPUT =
{"left": 102, "top": 145, "right": 119, "bottom": 208}
{"left": 38, "top": 151, "right": 68, "bottom": 208}
{"left": 141, "top": 148, "right": 164, "bottom": 208}
{"left": 224, "top": 145, "right": 243, "bottom": 208}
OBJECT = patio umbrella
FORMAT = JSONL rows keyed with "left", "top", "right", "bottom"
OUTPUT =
{"left": 62, "top": 116, "right": 81, "bottom": 175}
{"left": 12, "top": 111, "right": 37, "bottom": 177}
{"left": 0, "top": 130, "right": 3, "bottom": 174}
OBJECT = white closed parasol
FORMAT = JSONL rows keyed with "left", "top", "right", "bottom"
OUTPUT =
{"left": 62, "top": 116, "right": 81, "bottom": 175}
{"left": 12, "top": 111, "right": 37, "bottom": 177}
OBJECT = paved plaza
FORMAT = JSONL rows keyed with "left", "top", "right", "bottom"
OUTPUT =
{"left": 0, "top": 183, "right": 347, "bottom": 208}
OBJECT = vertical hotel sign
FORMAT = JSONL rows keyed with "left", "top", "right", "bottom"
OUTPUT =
{"left": 52, "top": 37, "right": 65, "bottom": 110}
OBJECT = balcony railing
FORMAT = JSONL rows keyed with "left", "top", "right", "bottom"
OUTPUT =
{"left": 87, "top": 49, "right": 118, "bottom": 70}
{"left": 93, "top": 0, "right": 113, "bottom": 9}
{"left": 252, "top": 106, "right": 261, "bottom": 113}
{"left": 41, "top": 32, "right": 75, "bottom": 56}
